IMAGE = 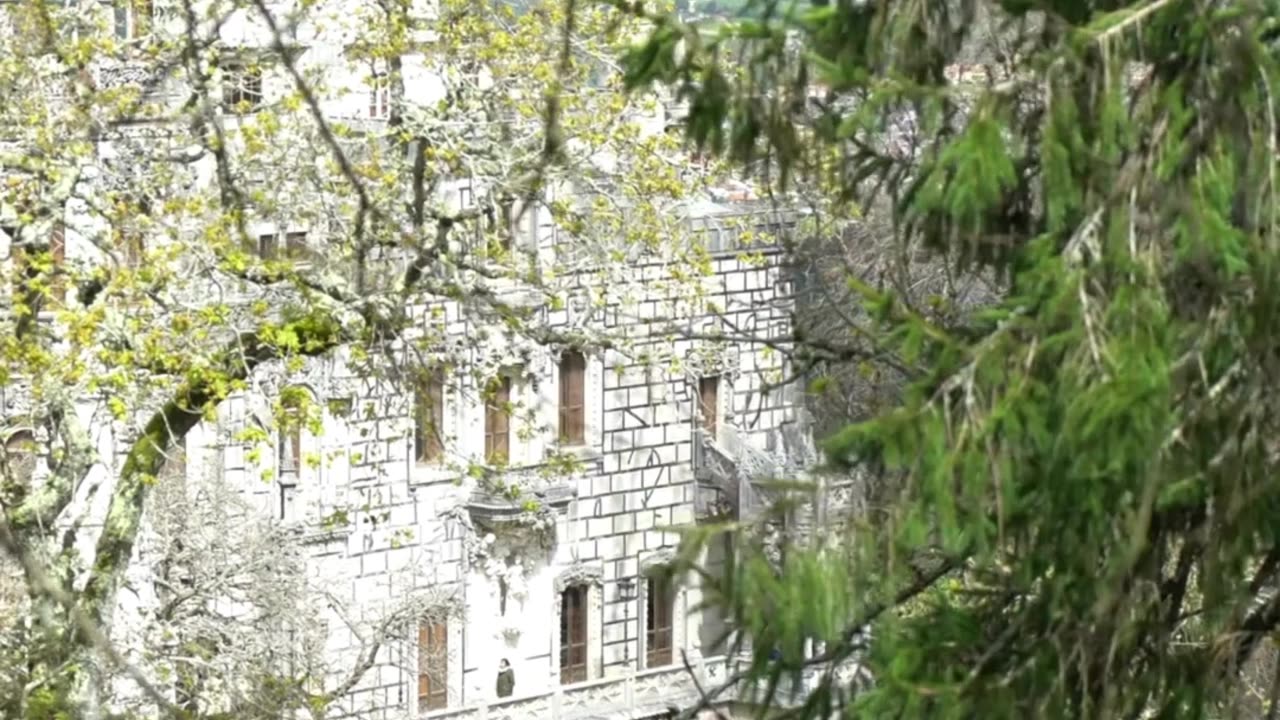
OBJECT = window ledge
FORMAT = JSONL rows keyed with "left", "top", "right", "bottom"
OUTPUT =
{"left": 409, "top": 463, "right": 461, "bottom": 487}
{"left": 466, "top": 481, "right": 576, "bottom": 523}
{"left": 554, "top": 444, "right": 603, "bottom": 463}
{"left": 289, "top": 523, "right": 353, "bottom": 546}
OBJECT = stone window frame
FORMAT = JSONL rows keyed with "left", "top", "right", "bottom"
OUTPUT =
{"left": 637, "top": 549, "right": 685, "bottom": 670}
{"left": 276, "top": 386, "right": 320, "bottom": 478}
{"left": 685, "top": 347, "right": 741, "bottom": 441}
{"left": 483, "top": 373, "right": 513, "bottom": 464}
{"left": 417, "top": 619, "right": 449, "bottom": 712}
{"left": 219, "top": 54, "right": 266, "bottom": 115}
{"left": 403, "top": 599, "right": 465, "bottom": 716}
{"left": 552, "top": 563, "right": 604, "bottom": 684}
{"left": 268, "top": 385, "right": 324, "bottom": 523}
{"left": 0, "top": 425, "right": 39, "bottom": 488}
{"left": 113, "top": 0, "right": 154, "bottom": 43}
{"left": 368, "top": 61, "right": 391, "bottom": 120}
{"left": 248, "top": 220, "right": 314, "bottom": 267}
{"left": 413, "top": 367, "right": 447, "bottom": 466}
{"left": 407, "top": 345, "right": 464, "bottom": 487}
{"left": 479, "top": 361, "right": 539, "bottom": 467}
{"left": 546, "top": 344, "right": 604, "bottom": 459}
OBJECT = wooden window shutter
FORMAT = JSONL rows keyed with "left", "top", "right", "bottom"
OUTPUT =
{"left": 560, "top": 585, "right": 588, "bottom": 684}
{"left": 484, "top": 376, "right": 511, "bottom": 463}
{"left": 698, "top": 375, "right": 720, "bottom": 434}
{"left": 646, "top": 575, "right": 674, "bottom": 668}
{"left": 415, "top": 370, "right": 445, "bottom": 463}
{"left": 418, "top": 621, "right": 448, "bottom": 711}
{"left": 7, "top": 226, "right": 25, "bottom": 299}
{"left": 559, "top": 350, "right": 586, "bottom": 445}
{"left": 50, "top": 223, "right": 65, "bottom": 304}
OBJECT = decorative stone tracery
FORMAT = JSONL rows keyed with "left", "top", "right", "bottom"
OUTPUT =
{"left": 552, "top": 562, "right": 604, "bottom": 593}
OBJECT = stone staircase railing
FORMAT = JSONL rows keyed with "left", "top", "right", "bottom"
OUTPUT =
{"left": 692, "top": 424, "right": 781, "bottom": 520}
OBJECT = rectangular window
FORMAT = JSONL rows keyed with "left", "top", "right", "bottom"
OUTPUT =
{"left": 698, "top": 375, "right": 720, "bottom": 435}
{"left": 257, "top": 233, "right": 278, "bottom": 260}
{"left": 418, "top": 620, "right": 448, "bottom": 711}
{"left": 115, "top": 227, "right": 144, "bottom": 267}
{"left": 414, "top": 371, "right": 445, "bottom": 464}
{"left": 369, "top": 72, "right": 390, "bottom": 119}
{"left": 279, "top": 397, "right": 302, "bottom": 480}
{"left": 558, "top": 350, "right": 586, "bottom": 445}
{"left": 646, "top": 574, "right": 674, "bottom": 668}
{"left": 223, "top": 63, "right": 263, "bottom": 113}
{"left": 560, "top": 585, "right": 588, "bottom": 684}
{"left": 484, "top": 375, "right": 511, "bottom": 463}
{"left": 484, "top": 198, "right": 514, "bottom": 254}
{"left": 285, "top": 231, "right": 308, "bottom": 261}
{"left": 113, "top": 196, "right": 147, "bottom": 266}
{"left": 114, "top": 0, "right": 152, "bottom": 40}
{"left": 4, "top": 224, "right": 66, "bottom": 304}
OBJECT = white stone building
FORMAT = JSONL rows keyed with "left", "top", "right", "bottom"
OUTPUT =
{"left": 0, "top": 1, "right": 818, "bottom": 718}
{"left": 160, "top": 212, "right": 810, "bottom": 720}
{"left": 88, "top": 203, "right": 814, "bottom": 720}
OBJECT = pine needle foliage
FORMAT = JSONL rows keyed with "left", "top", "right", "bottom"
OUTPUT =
{"left": 618, "top": 0, "right": 1280, "bottom": 716}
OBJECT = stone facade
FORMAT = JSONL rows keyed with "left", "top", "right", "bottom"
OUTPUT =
{"left": 125, "top": 223, "right": 808, "bottom": 719}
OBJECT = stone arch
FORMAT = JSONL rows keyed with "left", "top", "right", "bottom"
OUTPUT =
{"left": 275, "top": 384, "right": 322, "bottom": 523}
{"left": 553, "top": 562, "right": 604, "bottom": 593}
{"left": 639, "top": 548, "right": 677, "bottom": 575}
{"left": 1, "top": 426, "right": 37, "bottom": 486}
{"left": 685, "top": 345, "right": 742, "bottom": 428}
{"left": 551, "top": 562, "right": 604, "bottom": 683}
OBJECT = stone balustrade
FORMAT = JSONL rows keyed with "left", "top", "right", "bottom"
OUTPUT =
{"left": 417, "top": 654, "right": 870, "bottom": 720}
{"left": 419, "top": 659, "right": 717, "bottom": 720}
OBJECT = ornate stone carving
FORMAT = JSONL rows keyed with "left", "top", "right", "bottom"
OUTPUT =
{"left": 98, "top": 63, "right": 158, "bottom": 89}
{"left": 639, "top": 548, "right": 677, "bottom": 574}
{"left": 552, "top": 562, "right": 603, "bottom": 592}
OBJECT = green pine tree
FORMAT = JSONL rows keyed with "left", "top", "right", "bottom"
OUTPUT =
{"left": 619, "top": 0, "right": 1280, "bottom": 716}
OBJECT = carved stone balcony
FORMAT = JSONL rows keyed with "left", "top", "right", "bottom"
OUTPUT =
{"left": 464, "top": 463, "right": 578, "bottom": 525}
{"left": 419, "top": 659, "right": 722, "bottom": 720}
{"left": 93, "top": 61, "right": 172, "bottom": 103}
